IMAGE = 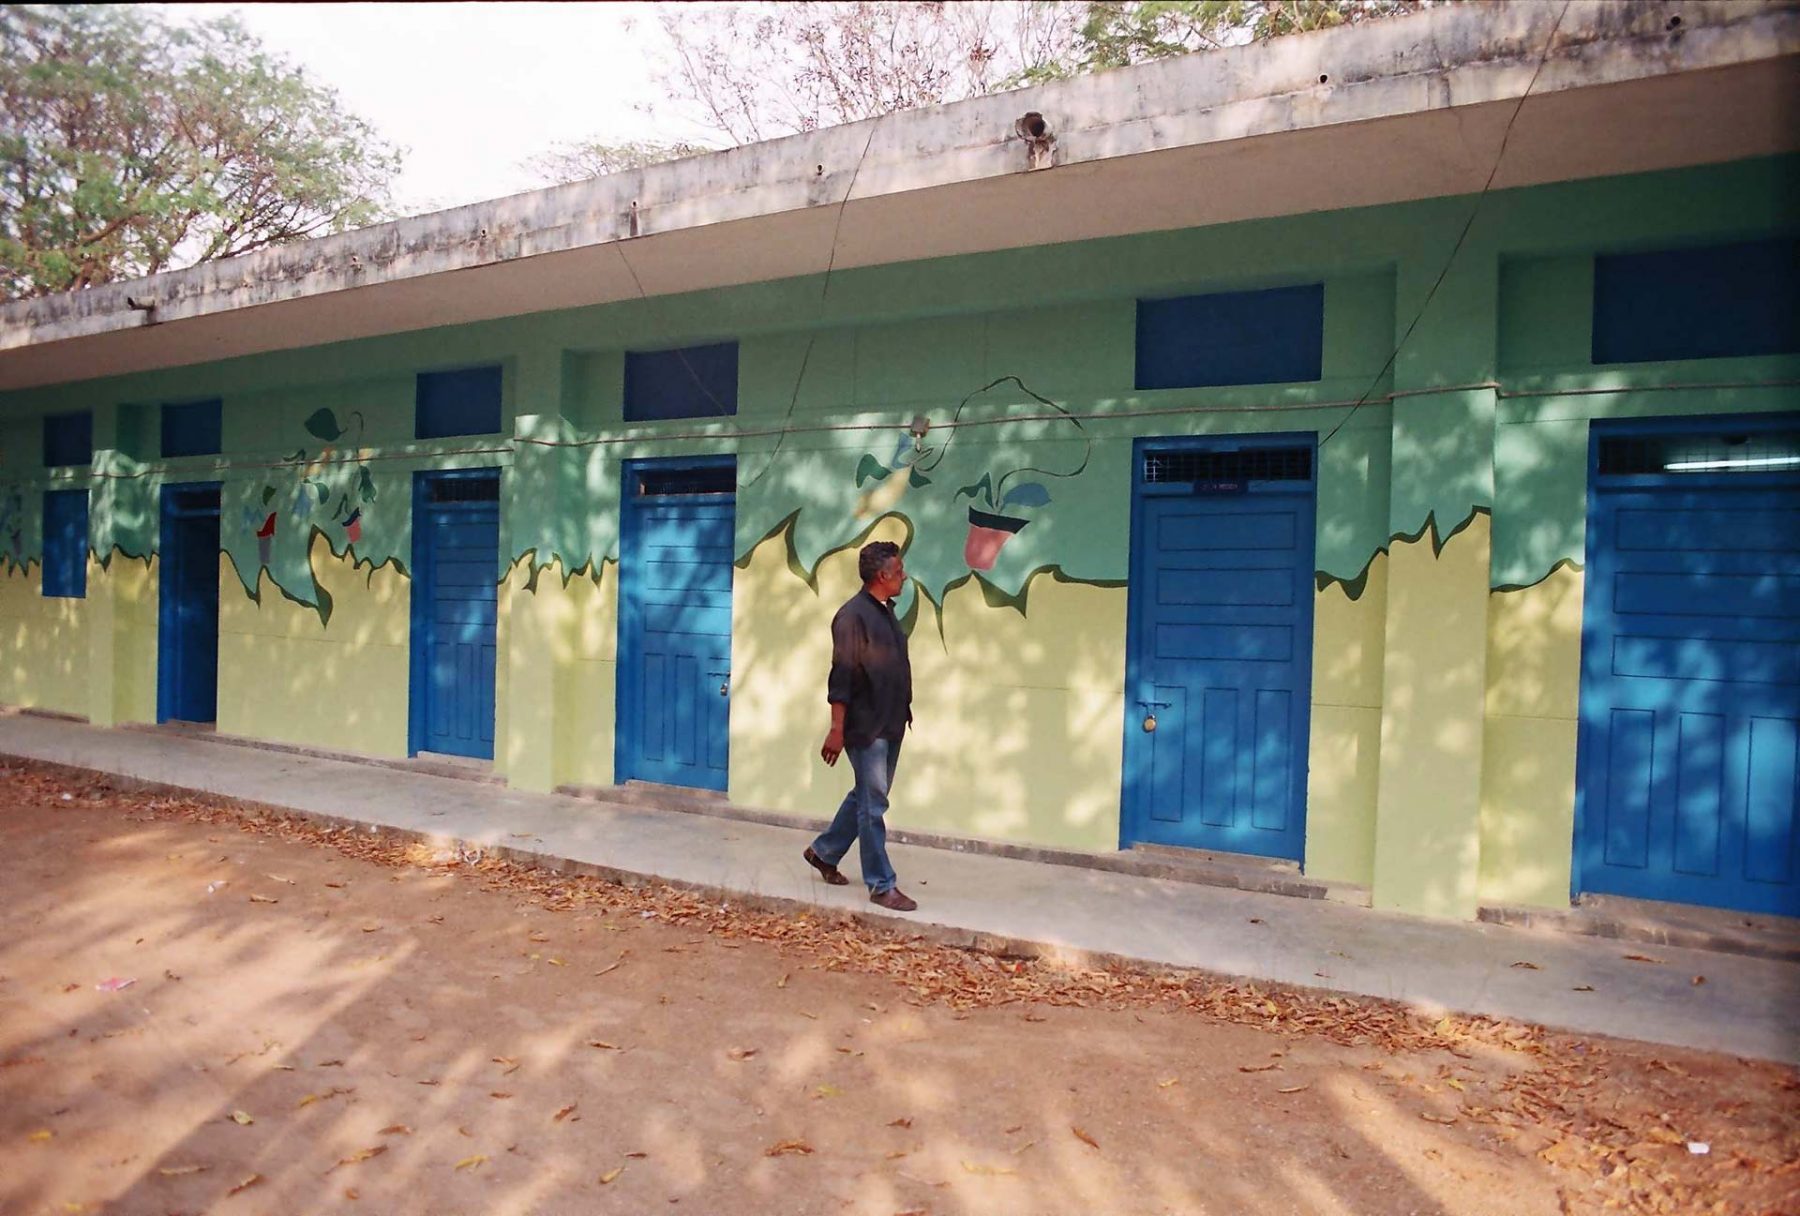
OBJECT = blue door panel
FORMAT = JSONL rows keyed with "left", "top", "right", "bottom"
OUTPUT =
{"left": 158, "top": 485, "right": 221, "bottom": 724}
{"left": 1578, "top": 476, "right": 1800, "bottom": 915}
{"left": 618, "top": 467, "right": 734, "bottom": 792}
{"left": 410, "top": 473, "right": 499, "bottom": 760}
{"left": 1124, "top": 456, "right": 1316, "bottom": 861}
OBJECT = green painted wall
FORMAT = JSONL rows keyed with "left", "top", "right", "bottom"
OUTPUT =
{"left": 1, "top": 154, "right": 1795, "bottom": 919}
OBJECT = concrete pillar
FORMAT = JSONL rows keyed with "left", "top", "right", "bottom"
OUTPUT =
{"left": 1368, "top": 243, "right": 1498, "bottom": 919}
{"left": 84, "top": 404, "right": 155, "bottom": 728}
{"left": 497, "top": 350, "right": 570, "bottom": 792}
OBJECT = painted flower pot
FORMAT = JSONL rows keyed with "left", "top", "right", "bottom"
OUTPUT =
{"left": 964, "top": 507, "right": 1028, "bottom": 571}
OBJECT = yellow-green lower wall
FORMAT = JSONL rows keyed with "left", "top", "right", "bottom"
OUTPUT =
{"left": 732, "top": 517, "right": 1126, "bottom": 852}
{"left": 216, "top": 536, "right": 410, "bottom": 758}
{"left": 0, "top": 561, "right": 88, "bottom": 716}
{"left": 1304, "top": 556, "right": 1388, "bottom": 886}
{"left": 1478, "top": 563, "right": 1584, "bottom": 909}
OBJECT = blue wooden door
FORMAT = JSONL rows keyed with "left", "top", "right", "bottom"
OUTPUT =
{"left": 158, "top": 484, "right": 221, "bottom": 724}
{"left": 618, "top": 461, "right": 735, "bottom": 791}
{"left": 1578, "top": 438, "right": 1800, "bottom": 916}
{"left": 411, "top": 471, "right": 500, "bottom": 760}
{"left": 1123, "top": 443, "right": 1316, "bottom": 860}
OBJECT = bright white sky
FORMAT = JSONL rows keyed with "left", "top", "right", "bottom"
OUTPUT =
{"left": 164, "top": 2, "right": 716, "bottom": 216}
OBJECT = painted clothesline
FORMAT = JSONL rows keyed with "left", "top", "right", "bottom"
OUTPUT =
{"left": 38, "top": 375, "right": 1800, "bottom": 483}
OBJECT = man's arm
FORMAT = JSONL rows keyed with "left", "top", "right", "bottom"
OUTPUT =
{"left": 821, "top": 701, "right": 848, "bottom": 767}
{"left": 822, "top": 608, "right": 859, "bottom": 766}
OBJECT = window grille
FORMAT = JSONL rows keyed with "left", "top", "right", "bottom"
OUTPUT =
{"left": 1142, "top": 446, "right": 1313, "bottom": 485}
{"left": 635, "top": 467, "right": 736, "bottom": 497}
{"left": 425, "top": 474, "right": 500, "bottom": 503}
{"left": 1597, "top": 431, "right": 1800, "bottom": 477}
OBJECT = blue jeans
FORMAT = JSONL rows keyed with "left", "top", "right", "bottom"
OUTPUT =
{"left": 812, "top": 736, "right": 902, "bottom": 894}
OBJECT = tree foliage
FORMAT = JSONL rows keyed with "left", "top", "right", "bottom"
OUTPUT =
{"left": 520, "top": 138, "right": 712, "bottom": 187}
{"left": 0, "top": 4, "right": 401, "bottom": 299}
{"left": 653, "top": 2, "right": 1086, "bottom": 144}
{"left": 648, "top": 1, "right": 1437, "bottom": 148}
{"left": 1036, "top": 0, "right": 1433, "bottom": 80}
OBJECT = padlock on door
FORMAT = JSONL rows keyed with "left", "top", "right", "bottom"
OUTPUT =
{"left": 1137, "top": 698, "right": 1168, "bottom": 733}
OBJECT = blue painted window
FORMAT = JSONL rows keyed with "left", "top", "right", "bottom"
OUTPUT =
{"left": 624, "top": 343, "right": 739, "bottom": 422}
{"left": 42, "top": 489, "right": 88, "bottom": 598}
{"left": 1593, "top": 238, "right": 1799, "bottom": 365}
{"left": 161, "top": 399, "right": 222, "bottom": 457}
{"left": 416, "top": 366, "right": 503, "bottom": 439}
{"left": 1136, "top": 284, "right": 1324, "bottom": 390}
{"left": 43, "top": 411, "right": 92, "bottom": 467}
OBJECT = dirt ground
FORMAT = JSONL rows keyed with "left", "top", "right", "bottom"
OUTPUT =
{"left": 0, "top": 761, "right": 1795, "bottom": 1216}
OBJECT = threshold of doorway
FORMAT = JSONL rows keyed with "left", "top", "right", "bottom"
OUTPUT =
{"left": 560, "top": 780, "right": 1374, "bottom": 907}
{"left": 1480, "top": 895, "right": 1800, "bottom": 965}
{"left": 120, "top": 722, "right": 505, "bottom": 786}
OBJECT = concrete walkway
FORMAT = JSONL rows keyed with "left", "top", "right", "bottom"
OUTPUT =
{"left": 4, "top": 714, "right": 1796, "bottom": 1065}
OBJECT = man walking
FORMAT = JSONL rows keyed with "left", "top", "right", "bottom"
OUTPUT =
{"left": 803, "top": 540, "right": 918, "bottom": 911}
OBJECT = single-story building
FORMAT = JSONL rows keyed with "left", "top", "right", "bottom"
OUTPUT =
{"left": 2, "top": 1, "right": 1796, "bottom": 922}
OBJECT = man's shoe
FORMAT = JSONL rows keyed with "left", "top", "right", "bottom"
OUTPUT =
{"left": 803, "top": 847, "right": 850, "bottom": 886}
{"left": 869, "top": 888, "right": 918, "bottom": 912}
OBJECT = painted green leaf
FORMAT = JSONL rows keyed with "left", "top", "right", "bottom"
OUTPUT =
{"left": 908, "top": 468, "right": 932, "bottom": 489}
{"left": 261, "top": 485, "right": 277, "bottom": 505}
{"left": 358, "top": 466, "right": 377, "bottom": 502}
{"left": 282, "top": 448, "right": 308, "bottom": 464}
{"left": 855, "top": 454, "right": 891, "bottom": 487}
{"left": 311, "top": 481, "right": 328, "bottom": 503}
{"left": 954, "top": 473, "right": 994, "bottom": 508}
{"left": 303, "top": 408, "right": 345, "bottom": 442}
{"left": 1001, "top": 481, "right": 1052, "bottom": 510}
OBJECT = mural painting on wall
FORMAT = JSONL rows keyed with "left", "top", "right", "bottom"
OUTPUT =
{"left": 846, "top": 376, "right": 1094, "bottom": 582}
{"left": 227, "top": 406, "right": 398, "bottom": 623}
{"left": 0, "top": 488, "right": 22, "bottom": 565}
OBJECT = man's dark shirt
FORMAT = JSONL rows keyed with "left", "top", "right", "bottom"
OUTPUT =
{"left": 827, "top": 589, "right": 912, "bottom": 747}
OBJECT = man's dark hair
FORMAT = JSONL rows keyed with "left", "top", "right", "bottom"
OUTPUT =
{"left": 859, "top": 540, "right": 901, "bottom": 585}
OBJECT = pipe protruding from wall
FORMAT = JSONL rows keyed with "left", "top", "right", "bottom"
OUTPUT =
{"left": 1016, "top": 112, "right": 1056, "bottom": 171}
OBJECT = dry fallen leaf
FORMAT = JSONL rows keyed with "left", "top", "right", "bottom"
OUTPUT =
{"left": 227, "top": 1174, "right": 263, "bottom": 1196}
{"left": 1157, "top": 1078, "right": 1179, "bottom": 1089}
{"left": 1420, "top": 1113, "right": 1457, "bottom": 1125}
{"left": 1623, "top": 953, "right": 1666, "bottom": 964}
{"left": 28, "top": 1129, "right": 53, "bottom": 1142}
{"left": 1509, "top": 961, "right": 1540, "bottom": 970}
{"left": 765, "top": 1139, "right": 814, "bottom": 1157}
{"left": 528, "top": 932, "right": 550, "bottom": 943}
{"left": 727, "top": 1047, "right": 759, "bottom": 1061}
{"left": 587, "top": 1040, "right": 619, "bottom": 1051}
{"left": 489, "top": 1091, "right": 513, "bottom": 1100}
{"left": 1071, "top": 1126, "right": 1100, "bottom": 1150}
{"left": 229, "top": 1110, "right": 254, "bottom": 1126}
{"left": 378, "top": 1124, "right": 412, "bottom": 1136}
{"left": 553, "top": 1104, "right": 578, "bottom": 1122}
{"left": 813, "top": 1084, "right": 843, "bottom": 1100}
{"left": 1572, "top": 985, "right": 1596, "bottom": 993}
{"left": 455, "top": 1154, "right": 487, "bottom": 1172}
{"left": 1278, "top": 1084, "right": 1311, "bottom": 1094}
{"left": 1238, "top": 1063, "right": 1280, "bottom": 1073}
{"left": 598, "top": 1165, "right": 624, "bottom": 1184}
{"left": 961, "top": 1160, "right": 1017, "bottom": 1177}
{"left": 776, "top": 974, "right": 789, "bottom": 989}
{"left": 625, "top": 1152, "right": 648, "bottom": 1160}
{"left": 888, "top": 1117, "right": 913, "bottom": 1129}
{"left": 329, "top": 1146, "right": 388, "bottom": 1172}
{"left": 157, "top": 1164, "right": 208, "bottom": 1176}
{"left": 249, "top": 895, "right": 278, "bottom": 904}
{"left": 1691, "top": 975, "right": 1706, "bottom": 986}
